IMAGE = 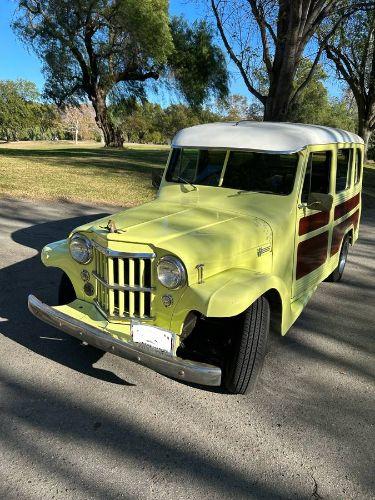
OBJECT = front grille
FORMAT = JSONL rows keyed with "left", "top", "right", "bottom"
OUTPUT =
{"left": 92, "top": 241, "right": 154, "bottom": 321}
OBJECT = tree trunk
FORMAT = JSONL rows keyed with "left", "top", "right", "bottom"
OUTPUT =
{"left": 91, "top": 92, "right": 123, "bottom": 147}
{"left": 263, "top": 3, "right": 300, "bottom": 122}
{"left": 358, "top": 117, "right": 372, "bottom": 160}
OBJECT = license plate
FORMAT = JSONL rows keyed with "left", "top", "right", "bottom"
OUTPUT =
{"left": 131, "top": 323, "right": 174, "bottom": 354}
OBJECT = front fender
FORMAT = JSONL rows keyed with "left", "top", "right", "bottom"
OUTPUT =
{"left": 41, "top": 239, "right": 85, "bottom": 300}
{"left": 170, "top": 268, "right": 289, "bottom": 333}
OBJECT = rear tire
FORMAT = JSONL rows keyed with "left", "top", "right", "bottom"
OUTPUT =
{"left": 223, "top": 297, "right": 270, "bottom": 395}
{"left": 326, "top": 234, "right": 350, "bottom": 282}
{"left": 58, "top": 273, "right": 76, "bottom": 305}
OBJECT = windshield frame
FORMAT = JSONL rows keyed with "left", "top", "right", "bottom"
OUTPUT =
{"left": 165, "top": 146, "right": 302, "bottom": 196}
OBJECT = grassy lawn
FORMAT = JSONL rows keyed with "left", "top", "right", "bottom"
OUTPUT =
{"left": 0, "top": 141, "right": 169, "bottom": 206}
{"left": 0, "top": 140, "right": 374, "bottom": 206}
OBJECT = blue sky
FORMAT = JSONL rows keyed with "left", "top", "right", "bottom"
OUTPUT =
{"left": 0, "top": 0, "right": 342, "bottom": 105}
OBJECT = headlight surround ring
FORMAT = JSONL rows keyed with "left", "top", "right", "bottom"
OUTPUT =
{"left": 157, "top": 255, "right": 187, "bottom": 290}
{"left": 69, "top": 233, "right": 93, "bottom": 264}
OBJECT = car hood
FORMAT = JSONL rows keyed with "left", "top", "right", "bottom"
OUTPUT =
{"left": 74, "top": 200, "right": 272, "bottom": 280}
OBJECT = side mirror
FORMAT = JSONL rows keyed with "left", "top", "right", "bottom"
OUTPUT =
{"left": 151, "top": 169, "right": 164, "bottom": 189}
{"left": 307, "top": 192, "right": 333, "bottom": 212}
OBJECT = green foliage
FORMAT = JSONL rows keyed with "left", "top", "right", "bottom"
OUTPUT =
{"left": 0, "top": 79, "right": 59, "bottom": 141}
{"left": 168, "top": 17, "right": 229, "bottom": 108}
{"left": 110, "top": 99, "right": 222, "bottom": 144}
{"left": 14, "top": 1, "right": 228, "bottom": 145}
{"left": 287, "top": 61, "right": 356, "bottom": 131}
{"left": 14, "top": 0, "right": 174, "bottom": 102}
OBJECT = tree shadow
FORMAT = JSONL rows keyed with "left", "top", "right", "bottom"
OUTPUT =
{"left": 0, "top": 203, "right": 133, "bottom": 386}
{"left": 0, "top": 146, "right": 169, "bottom": 174}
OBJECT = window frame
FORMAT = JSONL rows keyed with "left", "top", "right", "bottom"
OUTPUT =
{"left": 354, "top": 148, "right": 362, "bottom": 185}
{"left": 335, "top": 148, "right": 353, "bottom": 194}
{"left": 166, "top": 146, "right": 301, "bottom": 196}
{"left": 300, "top": 150, "right": 333, "bottom": 203}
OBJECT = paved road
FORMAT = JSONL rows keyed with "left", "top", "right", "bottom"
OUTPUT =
{"left": 0, "top": 196, "right": 374, "bottom": 500}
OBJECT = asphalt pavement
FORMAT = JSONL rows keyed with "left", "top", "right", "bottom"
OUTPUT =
{"left": 0, "top": 196, "right": 374, "bottom": 499}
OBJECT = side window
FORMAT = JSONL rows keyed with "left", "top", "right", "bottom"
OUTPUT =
{"left": 301, "top": 151, "right": 331, "bottom": 202}
{"left": 354, "top": 149, "right": 362, "bottom": 185}
{"left": 336, "top": 149, "right": 352, "bottom": 192}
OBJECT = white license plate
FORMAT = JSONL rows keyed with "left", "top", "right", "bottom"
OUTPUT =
{"left": 131, "top": 323, "right": 174, "bottom": 354}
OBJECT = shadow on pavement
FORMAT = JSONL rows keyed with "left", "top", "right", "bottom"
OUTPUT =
{"left": 0, "top": 205, "right": 132, "bottom": 386}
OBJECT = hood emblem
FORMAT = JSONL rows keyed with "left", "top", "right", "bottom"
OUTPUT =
{"left": 105, "top": 219, "right": 119, "bottom": 233}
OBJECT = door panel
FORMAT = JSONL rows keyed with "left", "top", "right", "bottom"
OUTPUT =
{"left": 296, "top": 231, "right": 329, "bottom": 279}
{"left": 299, "top": 211, "right": 330, "bottom": 236}
{"left": 293, "top": 149, "right": 333, "bottom": 298}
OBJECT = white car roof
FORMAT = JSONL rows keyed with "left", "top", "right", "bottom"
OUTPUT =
{"left": 172, "top": 121, "right": 363, "bottom": 154}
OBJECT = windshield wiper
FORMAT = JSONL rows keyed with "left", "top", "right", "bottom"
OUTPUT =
{"left": 177, "top": 176, "right": 197, "bottom": 190}
{"left": 236, "top": 189, "right": 276, "bottom": 195}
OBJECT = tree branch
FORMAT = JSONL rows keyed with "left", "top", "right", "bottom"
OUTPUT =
{"left": 211, "top": 0, "right": 266, "bottom": 104}
{"left": 247, "top": 0, "right": 273, "bottom": 77}
{"left": 115, "top": 70, "right": 159, "bottom": 83}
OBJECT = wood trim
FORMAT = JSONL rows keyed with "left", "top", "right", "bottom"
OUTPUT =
{"left": 334, "top": 193, "right": 360, "bottom": 220}
{"left": 296, "top": 231, "right": 329, "bottom": 280}
{"left": 331, "top": 210, "right": 360, "bottom": 256}
{"left": 299, "top": 211, "right": 330, "bottom": 236}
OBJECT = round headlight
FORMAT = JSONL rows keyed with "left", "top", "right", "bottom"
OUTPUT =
{"left": 69, "top": 233, "right": 93, "bottom": 264}
{"left": 157, "top": 255, "right": 186, "bottom": 289}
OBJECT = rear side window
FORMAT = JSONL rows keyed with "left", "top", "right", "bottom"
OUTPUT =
{"left": 336, "top": 149, "right": 352, "bottom": 192}
{"left": 222, "top": 151, "right": 298, "bottom": 195}
{"left": 354, "top": 149, "right": 362, "bottom": 184}
{"left": 301, "top": 151, "right": 331, "bottom": 202}
{"left": 166, "top": 148, "right": 226, "bottom": 186}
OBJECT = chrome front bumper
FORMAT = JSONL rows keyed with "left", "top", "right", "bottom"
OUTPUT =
{"left": 28, "top": 295, "right": 222, "bottom": 387}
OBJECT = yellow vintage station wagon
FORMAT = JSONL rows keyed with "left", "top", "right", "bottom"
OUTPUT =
{"left": 28, "top": 122, "right": 364, "bottom": 394}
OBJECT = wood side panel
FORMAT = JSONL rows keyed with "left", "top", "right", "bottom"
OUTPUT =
{"left": 331, "top": 210, "right": 360, "bottom": 256}
{"left": 296, "top": 231, "right": 329, "bottom": 280}
{"left": 334, "top": 193, "right": 360, "bottom": 220}
{"left": 299, "top": 211, "right": 330, "bottom": 236}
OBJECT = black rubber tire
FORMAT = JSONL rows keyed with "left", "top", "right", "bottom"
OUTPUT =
{"left": 326, "top": 234, "right": 350, "bottom": 283}
{"left": 58, "top": 273, "right": 76, "bottom": 305}
{"left": 223, "top": 297, "right": 270, "bottom": 395}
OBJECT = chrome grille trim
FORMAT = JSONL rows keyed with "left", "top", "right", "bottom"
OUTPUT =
{"left": 93, "top": 299, "right": 155, "bottom": 322}
{"left": 92, "top": 271, "right": 154, "bottom": 293}
{"left": 92, "top": 243, "right": 154, "bottom": 321}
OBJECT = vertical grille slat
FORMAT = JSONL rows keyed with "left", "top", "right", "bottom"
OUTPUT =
{"left": 128, "top": 258, "right": 135, "bottom": 317}
{"left": 118, "top": 258, "right": 125, "bottom": 317}
{"left": 92, "top": 243, "right": 153, "bottom": 321}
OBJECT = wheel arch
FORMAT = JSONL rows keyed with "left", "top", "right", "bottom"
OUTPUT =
{"left": 170, "top": 269, "right": 289, "bottom": 335}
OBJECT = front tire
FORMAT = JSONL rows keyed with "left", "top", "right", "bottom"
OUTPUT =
{"left": 223, "top": 297, "right": 270, "bottom": 395}
{"left": 326, "top": 234, "right": 350, "bottom": 282}
{"left": 58, "top": 273, "right": 76, "bottom": 305}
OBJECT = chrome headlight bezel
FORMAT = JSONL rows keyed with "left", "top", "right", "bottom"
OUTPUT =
{"left": 69, "top": 233, "right": 93, "bottom": 265}
{"left": 157, "top": 255, "right": 187, "bottom": 290}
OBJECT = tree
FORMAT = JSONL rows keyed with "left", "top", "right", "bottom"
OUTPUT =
{"left": 210, "top": 0, "right": 374, "bottom": 122}
{"left": 325, "top": 9, "right": 375, "bottom": 154}
{"left": 288, "top": 60, "right": 357, "bottom": 131}
{"left": 14, "top": 1, "right": 228, "bottom": 147}
{"left": 0, "top": 80, "right": 40, "bottom": 141}
{"left": 60, "top": 105, "right": 101, "bottom": 142}
{"left": 169, "top": 17, "right": 228, "bottom": 108}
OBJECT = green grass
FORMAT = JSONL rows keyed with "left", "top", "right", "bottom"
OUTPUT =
{"left": 1, "top": 140, "right": 374, "bottom": 205}
{"left": 0, "top": 140, "right": 169, "bottom": 206}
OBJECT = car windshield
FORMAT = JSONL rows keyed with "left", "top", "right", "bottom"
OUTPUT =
{"left": 222, "top": 150, "right": 298, "bottom": 195}
{"left": 166, "top": 148, "right": 298, "bottom": 195}
{"left": 166, "top": 148, "right": 226, "bottom": 186}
